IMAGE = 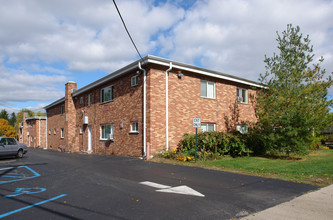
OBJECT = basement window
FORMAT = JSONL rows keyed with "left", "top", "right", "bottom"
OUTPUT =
{"left": 236, "top": 125, "right": 248, "bottom": 134}
{"left": 61, "top": 128, "right": 64, "bottom": 138}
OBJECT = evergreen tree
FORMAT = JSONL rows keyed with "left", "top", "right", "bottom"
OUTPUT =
{"left": 0, "top": 109, "right": 9, "bottom": 121}
{"left": 255, "top": 24, "right": 333, "bottom": 155}
{"left": 9, "top": 112, "right": 16, "bottom": 127}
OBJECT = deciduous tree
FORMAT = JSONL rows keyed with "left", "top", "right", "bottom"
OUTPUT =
{"left": 0, "top": 119, "right": 16, "bottom": 138}
{"left": 16, "top": 109, "right": 35, "bottom": 124}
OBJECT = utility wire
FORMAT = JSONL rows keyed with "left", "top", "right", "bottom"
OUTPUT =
{"left": 112, "top": 0, "right": 144, "bottom": 63}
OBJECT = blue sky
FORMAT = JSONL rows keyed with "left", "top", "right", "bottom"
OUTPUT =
{"left": 1, "top": 0, "right": 333, "bottom": 113}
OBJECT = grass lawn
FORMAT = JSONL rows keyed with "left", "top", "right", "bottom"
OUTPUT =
{"left": 152, "top": 149, "right": 333, "bottom": 186}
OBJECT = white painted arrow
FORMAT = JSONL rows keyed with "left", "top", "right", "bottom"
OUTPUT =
{"left": 140, "top": 181, "right": 205, "bottom": 197}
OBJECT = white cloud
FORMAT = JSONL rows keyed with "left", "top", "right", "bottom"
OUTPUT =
{"left": 0, "top": 0, "right": 184, "bottom": 72}
{"left": 158, "top": 0, "right": 333, "bottom": 81}
{"left": 0, "top": 0, "right": 332, "bottom": 112}
{"left": 0, "top": 65, "right": 67, "bottom": 104}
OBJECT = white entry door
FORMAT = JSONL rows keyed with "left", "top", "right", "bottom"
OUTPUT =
{"left": 88, "top": 126, "right": 92, "bottom": 152}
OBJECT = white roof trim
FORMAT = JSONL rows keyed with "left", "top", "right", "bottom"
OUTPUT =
{"left": 45, "top": 55, "right": 264, "bottom": 109}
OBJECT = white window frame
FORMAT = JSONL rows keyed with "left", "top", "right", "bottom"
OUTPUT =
{"left": 100, "top": 86, "right": 114, "bottom": 103}
{"left": 88, "top": 93, "right": 92, "bottom": 106}
{"left": 200, "top": 80, "right": 215, "bottom": 99}
{"left": 200, "top": 123, "right": 216, "bottom": 132}
{"left": 237, "top": 88, "right": 248, "bottom": 103}
{"left": 236, "top": 124, "right": 248, "bottom": 134}
{"left": 61, "top": 128, "right": 64, "bottom": 138}
{"left": 100, "top": 124, "right": 114, "bottom": 140}
{"left": 131, "top": 75, "right": 138, "bottom": 87}
{"left": 130, "top": 122, "right": 139, "bottom": 133}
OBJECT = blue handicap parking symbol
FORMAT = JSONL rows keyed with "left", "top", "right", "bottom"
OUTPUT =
{"left": 0, "top": 166, "right": 40, "bottom": 184}
{"left": 5, "top": 188, "right": 46, "bottom": 198}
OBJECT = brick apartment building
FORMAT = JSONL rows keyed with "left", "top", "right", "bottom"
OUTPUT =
{"left": 19, "top": 112, "right": 47, "bottom": 148}
{"left": 44, "top": 55, "right": 263, "bottom": 158}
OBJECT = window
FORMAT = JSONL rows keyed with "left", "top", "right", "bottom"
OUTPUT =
{"left": 54, "top": 108, "right": 57, "bottom": 114}
{"left": 101, "top": 86, "right": 114, "bottom": 103}
{"left": 88, "top": 93, "right": 92, "bottom": 106}
{"left": 61, "top": 128, "right": 64, "bottom": 138}
{"left": 80, "top": 126, "right": 83, "bottom": 134}
{"left": 80, "top": 96, "right": 84, "bottom": 105}
{"left": 237, "top": 88, "right": 248, "bottom": 103}
{"left": 201, "top": 123, "right": 216, "bottom": 132}
{"left": 131, "top": 75, "right": 138, "bottom": 87}
{"left": 200, "top": 80, "right": 215, "bottom": 99}
{"left": 54, "top": 129, "right": 56, "bottom": 135}
{"left": 7, "top": 138, "right": 16, "bottom": 145}
{"left": 60, "top": 104, "right": 65, "bottom": 114}
{"left": 49, "top": 129, "right": 51, "bottom": 135}
{"left": 101, "top": 124, "right": 114, "bottom": 140}
{"left": 236, "top": 124, "right": 248, "bottom": 134}
{"left": 130, "top": 122, "right": 139, "bottom": 133}
{"left": 0, "top": 138, "right": 6, "bottom": 145}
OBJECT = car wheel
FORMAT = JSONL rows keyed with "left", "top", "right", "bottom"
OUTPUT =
{"left": 17, "top": 149, "right": 23, "bottom": 158}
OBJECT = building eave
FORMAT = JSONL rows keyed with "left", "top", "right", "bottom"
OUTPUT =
{"left": 46, "top": 55, "right": 265, "bottom": 105}
{"left": 146, "top": 55, "right": 265, "bottom": 88}
{"left": 44, "top": 97, "right": 65, "bottom": 110}
{"left": 26, "top": 116, "right": 47, "bottom": 120}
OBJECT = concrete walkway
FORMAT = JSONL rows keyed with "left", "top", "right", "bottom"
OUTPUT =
{"left": 241, "top": 184, "right": 333, "bottom": 220}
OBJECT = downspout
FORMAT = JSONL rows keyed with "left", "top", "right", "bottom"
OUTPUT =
{"left": 138, "top": 62, "right": 147, "bottom": 158}
{"left": 165, "top": 62, "right": 172, "bottom": 151}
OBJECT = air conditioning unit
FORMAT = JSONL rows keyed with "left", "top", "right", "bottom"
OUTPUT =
{"left": 237, "top": 97, "right": 243, "bottom": 102}
{"left": 83, "top": 116, "right": 88, "bottom": 124}
{"left": 108, "top": 134, "right": 114, "bottom": 140}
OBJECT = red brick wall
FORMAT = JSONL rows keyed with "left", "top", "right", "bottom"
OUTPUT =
{"left": 46, "top": 103, "right": 66, "bottom": 150}
{"left": 45, "top": 65, "right": 257, "bottom": 158}
{"left": 74, "top": 71, "right": 143, "bottom": 157}
{"left": 19, "top": 113, "right": 46, "bottom": 148}
{"left": 147, "top": 65, "right": 257, "bottom": 155}
{"left": 65, "top": 82, "right": 78, "bottom": 152}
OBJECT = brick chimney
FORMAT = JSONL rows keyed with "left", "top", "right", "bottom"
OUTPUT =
{"left": 65, "top": 81, "right": 77, "bottom": 152}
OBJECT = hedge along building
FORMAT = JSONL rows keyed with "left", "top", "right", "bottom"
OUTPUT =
{"left": 44, "top": 55, "right": 263, "bottom": 158}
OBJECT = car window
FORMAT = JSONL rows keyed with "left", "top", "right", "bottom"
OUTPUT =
{"left": 7, "top": 138, "right": 16, "bottom": 145}
{"left": 0, "top": 138, "right": 6, "bottom": 145}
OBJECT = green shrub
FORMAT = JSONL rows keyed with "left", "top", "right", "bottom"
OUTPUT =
{"left": 178, "top": 131, "right": 250, "bottom": 158}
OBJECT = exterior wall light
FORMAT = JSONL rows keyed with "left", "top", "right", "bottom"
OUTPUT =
{"left": 177, "top": 73, "right": 184, "bottom": 79}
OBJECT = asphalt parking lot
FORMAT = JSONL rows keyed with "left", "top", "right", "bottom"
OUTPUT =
{"left": 0, "top": 148, "right": 317, "bottom": 219}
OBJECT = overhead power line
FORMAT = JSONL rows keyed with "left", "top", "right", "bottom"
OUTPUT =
{"left": 112, "top": 0, "right": 144, "bottom": 62}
